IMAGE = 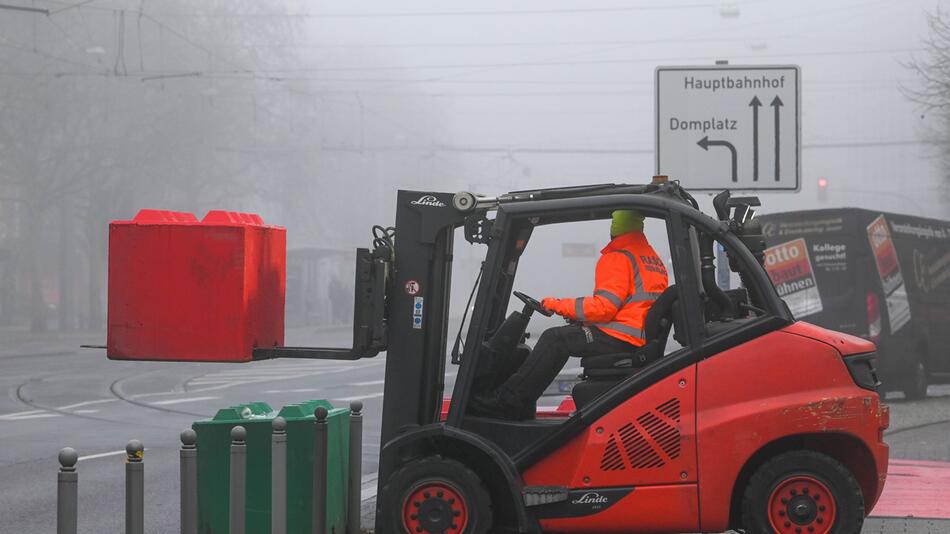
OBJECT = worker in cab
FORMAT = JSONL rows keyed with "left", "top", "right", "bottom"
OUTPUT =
{"left": 470, "top": 210, "right": 669, "bottom": 419}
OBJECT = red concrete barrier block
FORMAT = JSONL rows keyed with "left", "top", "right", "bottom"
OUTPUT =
{"left": 107, "top": 209, "right": 286, "bottom": 362}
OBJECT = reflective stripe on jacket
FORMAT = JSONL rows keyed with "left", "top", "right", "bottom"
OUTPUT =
{"left": 548, "top": 231, "right": 669, "bottom": 346}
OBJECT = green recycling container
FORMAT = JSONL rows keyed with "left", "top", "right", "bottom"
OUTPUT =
{"left": 193, "top": 400, "right": 350, "bottom": 534}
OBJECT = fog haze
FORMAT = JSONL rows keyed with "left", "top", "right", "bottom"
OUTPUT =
{"left": 0, "top": 0, "right": 943, "bottom": 331}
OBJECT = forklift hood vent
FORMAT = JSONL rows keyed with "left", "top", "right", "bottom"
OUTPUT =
{"left": 600, "top": 398, "right": 681, "bottom": 471}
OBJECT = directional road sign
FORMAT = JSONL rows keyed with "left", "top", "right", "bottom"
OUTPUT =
{"left": 655, "top": 65, "right": 800, "bottom": 191}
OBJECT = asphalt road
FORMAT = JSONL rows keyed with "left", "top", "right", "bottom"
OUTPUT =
{"left": 0, "top": 327, "right": 393, "bottom": 534}
{"left": 1, "top": 328, "right": 949, "bottom": 533}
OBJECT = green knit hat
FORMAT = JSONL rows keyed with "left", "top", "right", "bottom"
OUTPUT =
{"left": 610, "top": 210, "right": 644, "bottom": 237}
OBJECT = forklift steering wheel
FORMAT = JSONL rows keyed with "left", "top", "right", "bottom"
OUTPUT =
{"left": 513, "top": 291, "right": 554, "bottom": 317}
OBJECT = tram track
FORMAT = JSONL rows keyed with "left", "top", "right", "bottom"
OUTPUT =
{"left": 108, "top": 370, "right": 211, "bottom": 418}
{"left": 13, "top": 379, "right": 168, "bottom": 429}
{"left": 9, "top": 367, "right": 215, "bottom": 427}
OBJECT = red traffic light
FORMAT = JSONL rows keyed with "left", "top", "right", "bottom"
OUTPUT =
{"left": 817, "top": 177, "right": 828, "bottom": 188}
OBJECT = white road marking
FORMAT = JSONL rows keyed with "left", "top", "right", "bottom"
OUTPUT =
{"left": 183, "top": 364, "right": 363, "bottom": 393}
{"left": 78, "top": 449, "right": 147, "bottom": 462}
{"left": 151, "top": 396, "right": 220, "bottom": 406}
{"left": 348, "top": 380, "right": 385, "bottom": 387}
{"left": 129, "top": 391, "right": 191, "bottom": 399}
{"left": 57, "top": 399, "right": 117, "bottom": 410}
{"left": 332, "top": 392, "right": 385, "bottom": 402}
{"left": 0, "top": 412, "right": 61, "bottom": 421}
{"left": 0, "top": 409, "right": 46, "bottom": 420}
{"left": 263, "top": 388, "right": 321, "bottom": 394}
{"left": 0, "top": 399, "right": 116, "bottom": 421}
{"left": 208, "top": 368, "right": 342, "bottom": 375}
{"left": 361, "top": 474, "right": 379, "bottom": 502}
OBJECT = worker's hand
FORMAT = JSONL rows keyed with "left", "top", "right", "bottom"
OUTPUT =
{"left": 541, "top": 297, "right": 558, "bottom": 313}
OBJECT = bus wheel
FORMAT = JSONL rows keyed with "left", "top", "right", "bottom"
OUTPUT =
{"left": 380, "top": 455, "right": 493, "bottom": 534}
{"left": 740, "top": 451, "right": 864, "bottom": 534}
{"left": 902, "top": 359, "right": 929, "bottom": 400}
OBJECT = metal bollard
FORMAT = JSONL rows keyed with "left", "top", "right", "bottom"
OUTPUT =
{"left": 312, "top": 407, "right": 329, "bottom": 534}
{"left": 347, "top": 401, "right": 363, "bottom": 534}
{"left": 179, "top": 429, "right": 198, "bottom": 534}
{"left": 57, "top": 447, "right": 79, "bottom": 534}
{"left": 271, "top": 417, "right": 287, "bottom": 534}
{"left": 229, "top": 426, "right": 247, "bottom": 534}
{"left": 125, "top": 440, "right": 145, "bottom": 534}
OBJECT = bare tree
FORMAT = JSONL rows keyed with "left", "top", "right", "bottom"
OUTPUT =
{"left": 0, "top": 1, "right": 306, "bottom": 331}
{"left": 904, "top": 8, "right": 950, "bottom": 190}
{"left": 0, "top": 0, "right": 449, "bottom": 332}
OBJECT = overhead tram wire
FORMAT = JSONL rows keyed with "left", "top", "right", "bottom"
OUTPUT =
{"left": 223, "top": 139, "right": 936, "bottom": 157}
{"left": 48, "top": 0, "right": 99, "bottom": 15}
{"left": 248, "top": 0, "right": 907, "bottom": 94}
{"left": 0, "top": 35, "right": 107, "bottom": 72}
{"left": 19, "top": 0, "right": 802, "bottom": 87}
{"left": 230, "top": 36, "right": 756, "bottom": 51}
{"left": 34, "top": 2, "right": 723, "bottom": 18}
{"left": 136, "top": 12, "right": 253, "bottom": 77}
{"left": 18, "top": 42, "right": 917, "bottom": 82}
{"left": 43, "top": 9, "right": 98, "bottom": 61}
{"left": 147, "top": 46, "right": 925, "bottom": 79}
{"left": 4, "top": 5, "right": 440, "bottom": 158}
{"left": 24, "top": 0, "right": 918, "bottom": 89}
{"left": 372, "top": 0, "right": 916, "bottom": 90}
{"left": 2, "top": 0, "right": 257, "bottom": 82}
{"left": 37, "top": 1, "right": 261, "bottom": 79}
{"left": 34, "top": 0, "right": 737, "bottom": 95}
{"left": 0, "top": 3, "right": 48, "bottom": 14}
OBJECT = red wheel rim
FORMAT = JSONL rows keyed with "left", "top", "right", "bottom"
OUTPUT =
{"left": 767, "top": 475, "right": 837, "bottom": 534}
{"left": 401, "top": 480, "right": 468, "bottom": 534}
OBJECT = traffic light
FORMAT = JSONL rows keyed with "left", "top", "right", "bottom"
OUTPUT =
{"left": 817, "top": 177, "right": 828, "bottom": 202}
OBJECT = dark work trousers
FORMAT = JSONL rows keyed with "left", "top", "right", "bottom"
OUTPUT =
{"left": 497, "top": 324, "right": 639, "bottom": 411}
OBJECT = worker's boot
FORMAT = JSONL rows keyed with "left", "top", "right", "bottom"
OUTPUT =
{"left": 497, "top": 384, "right": 538, "bottom": 420}
{"left": 520, "top": 400, "right": 537, "bottom": 420}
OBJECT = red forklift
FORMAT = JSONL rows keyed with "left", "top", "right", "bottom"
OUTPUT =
{"left": 214, "top": 180, "right": 885, "bottom": 533}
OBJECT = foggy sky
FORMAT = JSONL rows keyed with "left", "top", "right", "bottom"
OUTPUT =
{"left": 0, "top": 0, "right": 944, "bottom": 327}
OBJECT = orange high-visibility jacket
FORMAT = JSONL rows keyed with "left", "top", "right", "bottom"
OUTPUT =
{"left": 547, "top": 231, "right": 668, "bottom": 346}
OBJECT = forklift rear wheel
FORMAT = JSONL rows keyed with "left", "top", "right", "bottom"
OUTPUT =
{"left": 382, "top": 456, "right": 493, "bottom": 534}
{"left": 740, "top": 450, "right": 864, "bottom": 534}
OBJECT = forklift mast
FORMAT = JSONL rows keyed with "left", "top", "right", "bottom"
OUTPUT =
{"left": 378, "top": 190, "right": 470, "bottom": 442}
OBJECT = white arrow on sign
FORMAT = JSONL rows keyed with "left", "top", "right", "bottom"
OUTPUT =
{"left": 696, "top": 135, "right": 737, "bottom": 182}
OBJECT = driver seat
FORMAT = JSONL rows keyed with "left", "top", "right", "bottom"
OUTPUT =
{"left": 571, "top": 285, "right": 680, "bottom": 409}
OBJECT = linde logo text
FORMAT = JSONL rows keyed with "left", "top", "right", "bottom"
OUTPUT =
{"left": 410, "top": 195, "right": 446, "bottom": 207}
{"left": 571, "top": 492, "right": 609, "bottom": 505}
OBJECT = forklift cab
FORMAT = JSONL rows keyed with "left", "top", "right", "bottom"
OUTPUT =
{"left": 432, "top": 183, "right": 772, "bottom": 455}
{"left": 256, "top": 180, "right": 887, "bottom": 534}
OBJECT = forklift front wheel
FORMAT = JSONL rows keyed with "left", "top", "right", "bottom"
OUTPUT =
{"left": 740, "top": 450, "right": 864, "bottom": 534}
{"left": 381, "top": 456, "right": 493, "bottom": 534}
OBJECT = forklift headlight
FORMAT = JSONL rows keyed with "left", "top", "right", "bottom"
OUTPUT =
{"left": 844, "top": 352, "right": 881, "bottom": 391}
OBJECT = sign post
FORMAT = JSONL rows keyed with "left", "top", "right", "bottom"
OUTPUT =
{"left": 655, "top": 64, "right": 800, "bottom": 191}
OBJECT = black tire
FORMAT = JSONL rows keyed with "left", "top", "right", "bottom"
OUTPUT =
{"left": 740, "top": 450, "right": 865, "bottom": 534}
{"left": 902, "top": 358, "right": 929, "bottom": 400}
{"left": 379, "top": 455, "right": 493, "bottom": 534}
